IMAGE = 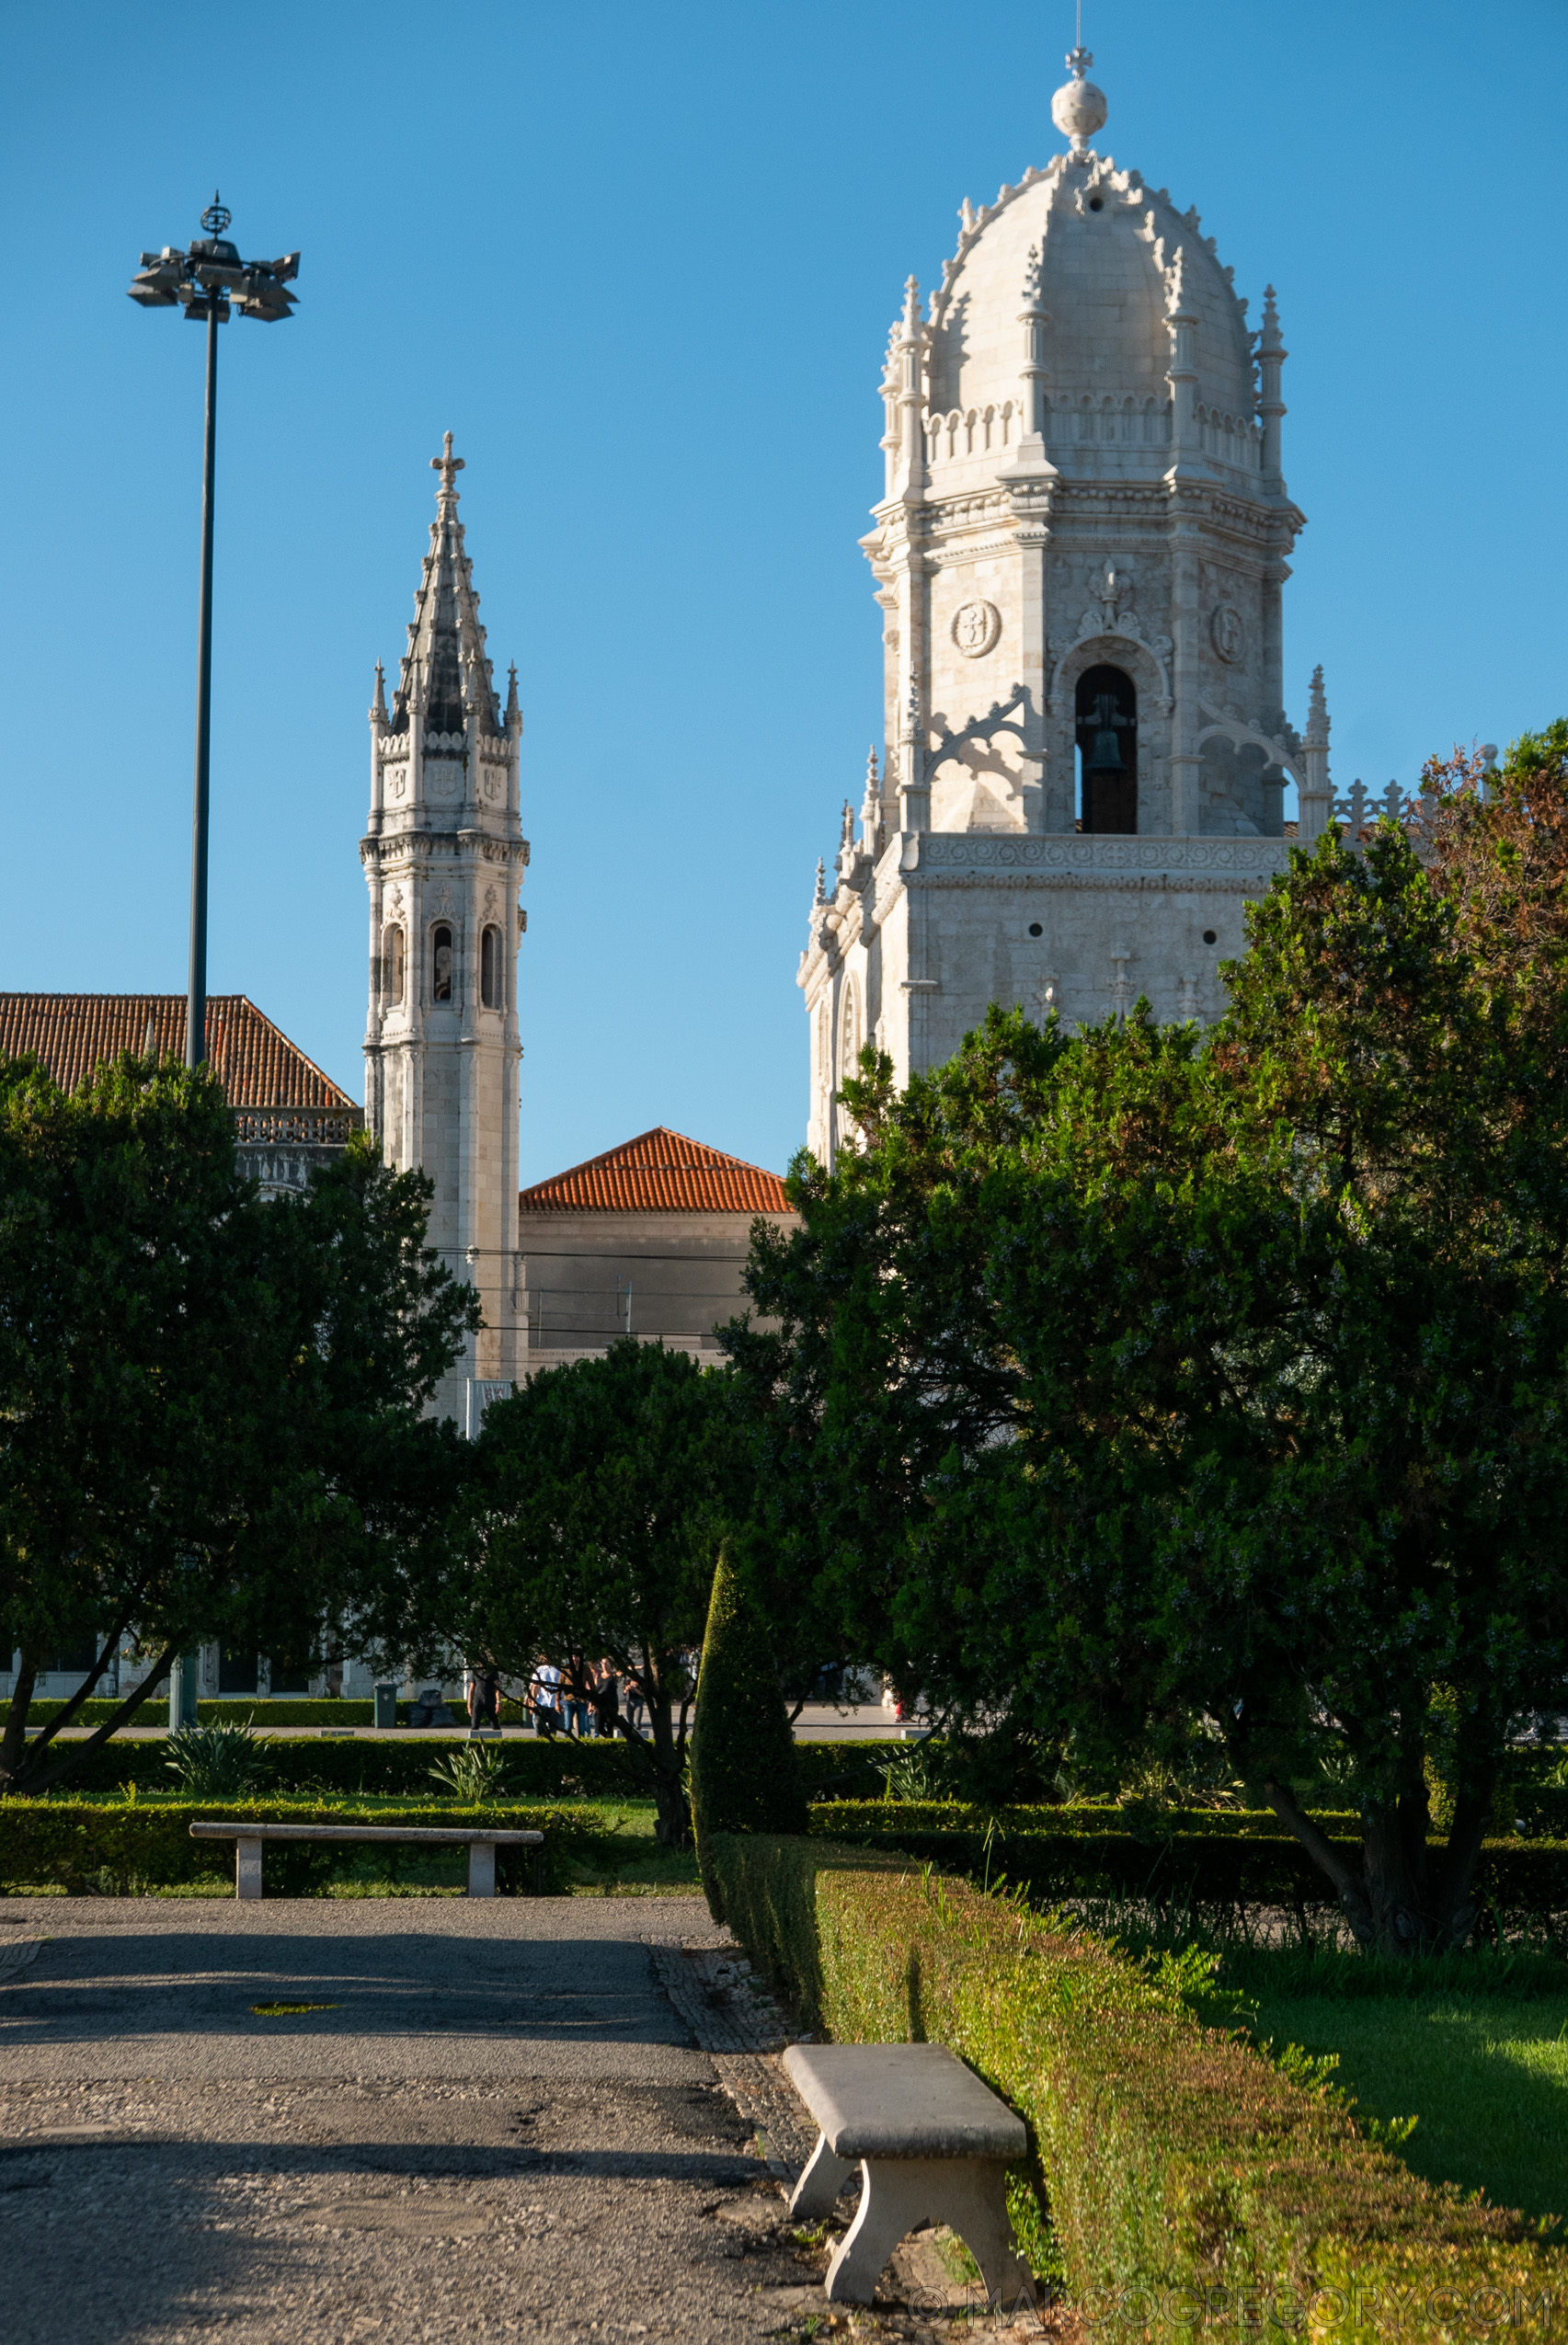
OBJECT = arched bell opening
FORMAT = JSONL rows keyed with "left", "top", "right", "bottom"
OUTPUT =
{"left": 1075, "top": 664, "right": 1138, "bottom": 834}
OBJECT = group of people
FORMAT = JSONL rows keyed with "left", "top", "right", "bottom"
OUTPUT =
{"left": 526, "top": 1658, "right": 646, "bottom": 1741}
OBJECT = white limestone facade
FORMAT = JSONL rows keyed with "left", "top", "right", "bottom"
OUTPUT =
{"left": 800, "top": 49, "right": 1335, "bottom": 1164}
{"left": 361, "top": 437, "right": 528, "bottom": 1422}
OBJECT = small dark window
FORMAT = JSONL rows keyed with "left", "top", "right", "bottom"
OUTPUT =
{"left": 481, "top": 923, "right": 503, "bottom": 1011}
{"left": 266, "top": 1652, "right": 313, "bottom": 1694}
{"left": 432, "top": 924, "right": 453, "bottom": 1001}
{"left": 1088, "top": 196, "right": 1104, "bottom": 212}
{"left": 219, "top": 1648, "right": 258, "bottom": 1695}
{"left": 383, "top": 924, "right": 405, "bottom": 1005}
{"left": 1027, "top": 922, "right": 1043, "bottom": 938}
{"left": 1203, "top": 929, "right": 1218, "bottom": 945}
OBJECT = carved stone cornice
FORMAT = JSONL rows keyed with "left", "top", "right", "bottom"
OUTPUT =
{"left": 909, "top": 831, "right": 1289, "bottom": 878}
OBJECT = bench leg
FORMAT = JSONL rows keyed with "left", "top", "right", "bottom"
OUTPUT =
{"left": 789, "top": 2131, "right": 856, "bottom": 2220}
{"left": 466, "top": 1841, "right": 496, "bottom": 1898}
{"left": 235, "top": 1838, "right": 263, "bottom": 1901}
{"left": 823, "top": 2156, "right": 1030, "bottom": 2310}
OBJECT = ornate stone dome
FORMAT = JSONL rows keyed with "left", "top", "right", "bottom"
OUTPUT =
{"left": 917, "top": 53, "right": 1261, "bottom": 485}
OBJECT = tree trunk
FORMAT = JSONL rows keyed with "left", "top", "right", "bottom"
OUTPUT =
{"left": 1258, "top": 1771, "right": 1494, "bottom": 1956}
{"left": 6, "top": 1641, "right": 180, "bottom": 1799}
{"left": 0, "top": 1653, "right": 40, "bottom": 1795}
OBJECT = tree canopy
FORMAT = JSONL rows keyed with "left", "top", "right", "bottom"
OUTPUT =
{"left": 458, "top": 1340, "right": 754, "bottom": 1845}
{"left": 729, "top": 730, "right": 1568, "bottom": 1954}
{"left": 0, "top": 1049, "right": 477, "bottom": 1794}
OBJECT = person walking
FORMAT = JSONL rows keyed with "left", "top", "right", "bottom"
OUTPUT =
{"left": 467, "top": 1663, "right": 501, "bottom": 1737}
{"left": 622, "top": 1672, "right": 646, "bottom": 1736}
{"left": 531, "top": 1660, "right": 562, "bottom": 1739}
{"left": 590, "top": 1658, "right": 620, "bottom": 1741}
{"left": 561, "top": 1658, "right": 590, "bottom": 1741}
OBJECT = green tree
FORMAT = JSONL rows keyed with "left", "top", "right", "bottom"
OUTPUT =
{"left": 733, "top": 736, "right": 1568, "bottom": 1955}
{"left": 463, "top": 1341, "right": 752, "bottom": 1846}
{"left": 0, "top": 1051, "right": 476, "bottom": 1796}
{"left": 690, "top": 1542, "right": 807, "bottom": 1914}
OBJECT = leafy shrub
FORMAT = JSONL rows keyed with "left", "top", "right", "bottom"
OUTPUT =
{"left": 690, "top": 1547, "right": 807, "bottom": 1914}
{"left": 427, "top": 1744, "right": 506, "bottom": 1802}
{"left": 708, "top": 1834, "right": 1568, "bottom": 2332}
{"left": 163, "top": 1721, "right": 269, "bottom": 1797}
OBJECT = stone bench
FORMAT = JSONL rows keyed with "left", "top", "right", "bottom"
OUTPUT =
{"left": 189, "top": 1821, "right": 544, "bottom": 1901}
{"left": 783, "top": 2042, "right": 1031, "bottom": 2307}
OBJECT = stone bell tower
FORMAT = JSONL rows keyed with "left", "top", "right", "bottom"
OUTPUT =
{"left": 800, "top": 45, "right": 1335, "bottom": 1165}
{"left": 361, "top": 436, "right": 528, "bottom": 1423}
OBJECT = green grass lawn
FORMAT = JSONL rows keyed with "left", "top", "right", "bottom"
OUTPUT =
{"left": 1201, "top": 1953, "right": 1568, "bottom": 2227}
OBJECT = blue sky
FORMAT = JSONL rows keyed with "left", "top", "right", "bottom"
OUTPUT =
{"left": 4, "top": 0, "right": 1564, "bottom": 1182}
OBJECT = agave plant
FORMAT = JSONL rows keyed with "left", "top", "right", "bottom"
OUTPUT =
{"left": 428, "top": 1743, "right": 508, "bottom": 1802}
{"left": 164, "top": 1720, "right": 268, "bottom": 1798}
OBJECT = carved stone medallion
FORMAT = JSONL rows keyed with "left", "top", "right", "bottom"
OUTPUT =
{"left": 952, "top": 600, "right": 1002, "bottom": 658}
{"left": 1210, "top": 604, "right": 1244, "bottom": 663}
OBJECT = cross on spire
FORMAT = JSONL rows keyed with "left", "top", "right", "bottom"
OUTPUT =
{"left": 431, "top": 430, "right": 464, "bottom": 494}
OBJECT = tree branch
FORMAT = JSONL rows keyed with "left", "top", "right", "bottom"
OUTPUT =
{"left": 12, "top": 1641, "right": 181, "bottom": 1799}
{"left": 1256, "top": 1774, "right": 1376, "bottom": 1945}
{"left": 20, "top": 1602, "right": 138, "bottom": 1759}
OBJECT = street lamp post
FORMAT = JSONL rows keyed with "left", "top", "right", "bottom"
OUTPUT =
{"left": 128, "top": 195, "right": 300, "bottom": 1071}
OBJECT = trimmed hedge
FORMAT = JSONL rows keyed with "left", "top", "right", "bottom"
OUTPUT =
{"left": 709, "top": 1834, "right": 1567, "bottom": 2336}
{"left": 16, "top": 1735, "right": 906, "bottom": 1805}
{"left": 28, "top": 1733, "right": 652, "bottom": 1802}
{"left": 808, "top": 1803, "right": 1568, "bottom": 1926}
{"left": 0, "top": 1799, "right": 606, "bottom": 1895}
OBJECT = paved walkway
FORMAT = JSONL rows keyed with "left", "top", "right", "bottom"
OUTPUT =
{"left": 0, "top": 1897, "right": 1057, "bottom": 2345}
{"left": 0, "top": 1897, "right": 823, "bottom": 2343}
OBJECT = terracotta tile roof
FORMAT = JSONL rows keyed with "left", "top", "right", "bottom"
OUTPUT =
{"left": 0, "top": 994, "right": 358, "bottom": 1112}
{"left": 519, "top": 1127, "right": 791, "bottom": 1216}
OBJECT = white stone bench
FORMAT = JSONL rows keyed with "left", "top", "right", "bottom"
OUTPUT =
{"left": 782, "top": 2042, "right": 1031, "bottom": 2307}
{"left": 189, "top": 1821, "right": 544, "bottom": 1901}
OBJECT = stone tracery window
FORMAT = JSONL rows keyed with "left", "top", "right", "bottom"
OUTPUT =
{"left": 480, "top": 924, "right": 503, "bottom": 1011}
{"left": 432, "top": 924, "right": 453, "bottom": 1002}
{"left": 383, "top": 923, "right": 406, "bottom": 1005}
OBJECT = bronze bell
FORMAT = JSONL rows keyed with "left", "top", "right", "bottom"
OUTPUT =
{"left": 1086, "top": 723, "right": 1127, "bottom": 774}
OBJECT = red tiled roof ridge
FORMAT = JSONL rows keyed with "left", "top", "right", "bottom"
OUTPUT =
{"left": 519, "top": 1126, "right": 791, "bottom": 1215}
{"left": 0, "top": 992, "right": 358, "bottom": 1113}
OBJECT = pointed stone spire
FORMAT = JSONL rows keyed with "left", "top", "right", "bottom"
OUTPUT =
{"left": 388, "top": 434, "right": 501, "bottom": 741}
{"left": 505, "top": 662, "right": 521, "bottom": 733}
{"left": 813, "top": 857, "right": 827, "bottom": 909}
{"left": 371, "top": 659, "right": 389, "bottom": 727}
{"left": 1299, "top": 664, "right": 1333, "bottom": 841}
{"left": 860, "top": 746, "right": 881, "bottom": 846}
{"left": 1257, "top": 284, "right": 1288, "bottom": 486}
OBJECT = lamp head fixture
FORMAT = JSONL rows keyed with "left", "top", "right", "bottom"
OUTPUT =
{"left": 128, "top": 193, "right": 300, "bottom": 323}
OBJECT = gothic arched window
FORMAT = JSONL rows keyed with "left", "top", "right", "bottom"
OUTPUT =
{"left": 1075, "top": 665, "right": 1138, "bottom": 834}
{"left": 480, "top": 924, "right": 503, "bottom": 1011}
{"left": 432, "top": 924, "right": 453, "bottom": 1002}
{"left": 383, "top": 924, "right": 406, "bottom": 1005}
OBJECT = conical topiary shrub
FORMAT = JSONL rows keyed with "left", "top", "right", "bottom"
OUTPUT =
{"left": 690, "top": 1543, "right": 808, "bottom": 1918}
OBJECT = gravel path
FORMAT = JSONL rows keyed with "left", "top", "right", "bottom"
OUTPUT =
{"left": 0, "top": 1897, "right": 1063, "bottom": 2344}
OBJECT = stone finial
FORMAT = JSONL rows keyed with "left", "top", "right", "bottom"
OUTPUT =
{"left": 841, "top": 799, "right": 855, "bottom": 850}
{"left": 371, "top": 659, "right": 388, "bottom": 725}
{"left": 431, "top": 429, "right": 464, "bottom": 498}
{"left": 1051, "top": 46, "right": 1107, "bottom": 153}
{"left": 505, "top": 663, "right": 521, "bottom": 726}
{"left": 1306, "top": 663, "right": 1329, "bottom": 744}
{"left": 813, "top": 857, "right": 827, "bottom": 908}
{"left": 1261, "top": 284, "right": 1284, "bottom": 349}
